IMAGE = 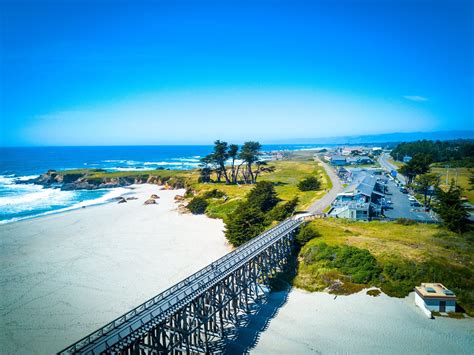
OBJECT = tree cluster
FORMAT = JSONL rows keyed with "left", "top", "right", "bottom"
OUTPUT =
{"left": 398, "top": 153, "right": 433, "bottom": 184}
{"left": 199, "top": 140, "right": 274, "bottom": 184}
{"left": 391, "top": 139, "right": 474, "bottom": 167}
{"left": 225, "top": 181, "right": 298, "bottom": 246}
{"left": 435, "top": 182, "right": 471, "bottom": 233}
{"left": 297, "top": 176, "right": 321, "bottom": 191}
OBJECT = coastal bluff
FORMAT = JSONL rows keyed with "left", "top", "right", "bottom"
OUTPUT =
{"left": 23, "top": 169, "right": 187, "bottom": 191}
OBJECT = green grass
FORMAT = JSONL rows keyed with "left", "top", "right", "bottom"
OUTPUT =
{"left": 431, "top": 167, "right": 473, "bottom": 204}
{"left": 387, "top": 157, "right": 403, "bottom": 168}
{"left": 189, "top": 160, "right": 330, "bottom": 218}
{"left": 56, "top": 159, "right": 331, "bottom": 219}
{"left": 294, "top": 219, "right": 474, "bottom": 315}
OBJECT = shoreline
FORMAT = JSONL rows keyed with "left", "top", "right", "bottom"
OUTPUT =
{"left": 0, "top": 185, "right": 135, "bottom": 226}
{"left": 0, "top": 184, "right": 230, "bottom": 353}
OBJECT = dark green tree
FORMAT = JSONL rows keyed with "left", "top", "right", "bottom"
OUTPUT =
{"left": 399, "top": 153, "right": 433, "bottom": 184}
{"left": 238, "top": 141, "right": 262, "bottom": 184}
{"left": 267, "top": 197, "right": 299, "bottom": 222}
{"left": 187, "top": 197, "right": 209, "bottom": 214}
{"left": 225, "top": 204, "right": 268, "bottom": 246}
{"left": 435, "top": 182, "right": 471, "bottom": 233}
{"left": 298, "top": 176, "right": 321, "bottom": 191}
{"left": 228, "top": 144, "right": 239, "bottom": 184}
{"left": 247, "top": 181, "right": 280, "bottom": 212}
{"left": 295, "top": 224, "right": 321, "bottom": 247}
{"left": 415, "top": 173, "right": 440, "bottom": 208}
{"left": 212, "top": 140, "right": 230, "bottom": 184}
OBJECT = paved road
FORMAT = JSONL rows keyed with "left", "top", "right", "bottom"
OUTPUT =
{"left": 378, "top": 153, "right": 406, "bottom": 185}
{"left": 308, "top": 157, "right": 343, "bottom": 214}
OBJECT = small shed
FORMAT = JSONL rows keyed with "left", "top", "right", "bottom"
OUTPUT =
{"left": 415, "top": 283, "right": 456, "bottom": 317}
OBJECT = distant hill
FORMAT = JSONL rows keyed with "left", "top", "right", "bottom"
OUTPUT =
{"left": 271, "top": 130, "right": 474, "bottom": 145}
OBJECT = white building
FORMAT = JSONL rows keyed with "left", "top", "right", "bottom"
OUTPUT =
{"left": 415, "top": 283, "right": 456, "bottom": 318}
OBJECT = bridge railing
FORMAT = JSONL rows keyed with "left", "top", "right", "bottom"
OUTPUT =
{"left": 59, "top": 216, "right": 303, "bottom": 354}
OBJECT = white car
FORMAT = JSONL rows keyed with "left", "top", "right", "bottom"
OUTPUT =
{"left": 408, "top": 196, "right": 416, "bottom": 201}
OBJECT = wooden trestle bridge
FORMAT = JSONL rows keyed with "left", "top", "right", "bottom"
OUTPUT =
{"left": 59, "top": 216, "right": 305, "bottom": 354}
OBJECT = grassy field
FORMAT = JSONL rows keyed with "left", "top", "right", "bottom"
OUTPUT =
{"left": 190, "top": 160, "right": 330, "bottom": 219}
{"left": 431, "top": 167, "right": 473, "bottom": 203}
{"left": 57, "top": 158, "right": 331, "bottom": 219}
{"left": 387, "top": 156, "right": 403, "bottom": 168}
{"left": 294, "top": 219, "right": 474, "bottom": 315}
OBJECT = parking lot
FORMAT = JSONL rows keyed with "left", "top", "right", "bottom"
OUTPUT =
{"left": 382, "top": 179, "right": 437, "bottom": 222}
{"left": 344, "top": 168, "right": 438, "bottom": 223}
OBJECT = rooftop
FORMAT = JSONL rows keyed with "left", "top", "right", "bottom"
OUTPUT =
{"left": 415, "top": 283, "right": 456, "bottom": 299}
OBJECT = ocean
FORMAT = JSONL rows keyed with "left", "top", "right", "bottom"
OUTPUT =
{"left": 0, "top": 144, "right": 324, "bottom": 224}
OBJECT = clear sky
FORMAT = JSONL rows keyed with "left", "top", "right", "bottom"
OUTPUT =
{"left": 0, "top": 0, "right": 472, "bottom": 146}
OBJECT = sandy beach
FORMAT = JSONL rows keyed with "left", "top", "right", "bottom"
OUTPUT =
{"left": 243, "top": 289, "right": 474, "bottom": 354}
{"left": 0, "top": 184, "right": 229, "bottom": 354}
{"left": 1, "top": 184, "right": 473, "bottom": 354}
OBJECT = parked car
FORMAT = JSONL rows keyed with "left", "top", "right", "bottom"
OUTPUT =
{"left": 408, "top": 196, "right": 416, "bottom": 202}
{"left": 411, "top": 201, "right": 422, "bottom": 207}
{"left": 400, "top": 187, "right": 408, "bottom": 193}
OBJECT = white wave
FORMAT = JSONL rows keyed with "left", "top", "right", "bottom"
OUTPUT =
{"left": 0, "top": 187, "right": 76, "bottom": 211}
{"left": 0, "top": 187, "right": 129, "bottom": 224}
{"left": 143, "top": 161, "right": 185, "bottom": 166}
{"left": 0, "top": 174, "right": 39, "bottom": 186}
{"left": 173, "top": 158, "right": 201, "bottom": 162}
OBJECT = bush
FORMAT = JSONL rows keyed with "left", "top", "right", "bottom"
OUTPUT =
{"left": 267, "top": 197, "right": 299, "bottom": 222}
{"left": 296, "top": 224, "right": 321, "bottom": 246}
{"left": 187, "top": 197, "right": 208, "bottom": 214}
{"left": 395, "top": 218, "right": 417, "bottom": 225}
{"left": 247, "top": 181, "right": 280, "bottom": 212}
{"left": 298, "top": 176, "right": 321, "bottom": 191}
{"left": 225, "top": 203, "right": 268, "bottom": 246}
{"left": 202, "top": 189, "right": 225, "bottom": 199}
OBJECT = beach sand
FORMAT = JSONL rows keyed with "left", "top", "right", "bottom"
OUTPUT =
{"left": 0, "top": 184, "right": 229, "bottom": 354}
{"left": 1, "top": 184, "right": 473, "bottom": 354}
{"left": 242, "top": 288, "right": 474, "bottom": 354}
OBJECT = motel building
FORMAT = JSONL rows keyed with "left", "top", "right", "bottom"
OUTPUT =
{"left": 415, "top": 283, "right": 456, "bottom": 317}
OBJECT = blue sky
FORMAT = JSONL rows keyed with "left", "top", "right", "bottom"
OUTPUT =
{"left": 0, "top": 0, "right": 472, "bottom": 146}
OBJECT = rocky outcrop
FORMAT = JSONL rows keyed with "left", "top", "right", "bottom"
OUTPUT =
{"left": 19, "top": 169, "right": 187, "bottom": 192}
{"left": 144, "top": 198, "right": 157, "bottom": 205}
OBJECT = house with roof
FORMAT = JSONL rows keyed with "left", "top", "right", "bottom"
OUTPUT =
{"left": 329, "top": 155, "right": 347, "bottom": 166}
{"left": 415, "top": 283, "right": 457, "bottom": 318}
{"left": 329, "top": 176, "right": 385, "bottom": 220}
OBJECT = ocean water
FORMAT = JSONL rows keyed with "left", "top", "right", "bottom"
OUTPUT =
{"left": 0, "top": 144, "right": 323, "bottom": 223}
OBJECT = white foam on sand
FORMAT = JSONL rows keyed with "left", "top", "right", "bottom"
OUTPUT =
{"left": 0, "top": 184, "right": 229, "bottom": 354}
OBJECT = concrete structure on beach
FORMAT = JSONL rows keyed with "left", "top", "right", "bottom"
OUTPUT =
{"left": 415, "top": 283, "right": 457, "bottom": 317}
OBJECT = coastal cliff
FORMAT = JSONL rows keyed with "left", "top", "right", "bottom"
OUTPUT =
{"left": 23, "top": 169, "right": 187, "bottom": 191}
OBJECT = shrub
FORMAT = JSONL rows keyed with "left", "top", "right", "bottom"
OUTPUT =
{"left": 225, "top": 203, "right": 268, "bottom": 246}
{"left": 187, "top": 197, "right": 208, "bottom": 214}
{"left": 202, "top": 189, "right": 225, "bottom": 199}
{"left": 296, "top": 224, "right": 321, "bottom": 246}
{"left": 395, "top": 218, "right": 417, "bottom": 225}
{"left": 247, "top": 181, "right": 280, "bottom": 212}
{"left": 267, "top": 197, "right": 299, "bottom": 222}
{"left": 298, "top": 176, "right": 321, "bottom": 191}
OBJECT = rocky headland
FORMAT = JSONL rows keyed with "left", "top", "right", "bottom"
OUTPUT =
{"left": 19, "top": 169, "right": 187, "bottom": 191}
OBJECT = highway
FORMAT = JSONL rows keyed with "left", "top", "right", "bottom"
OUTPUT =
{"left": 308, "top": 156, "right": 343, "bottom": 214}
{"left": 378, "top": 153, "right": 406, "bottom": 185}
